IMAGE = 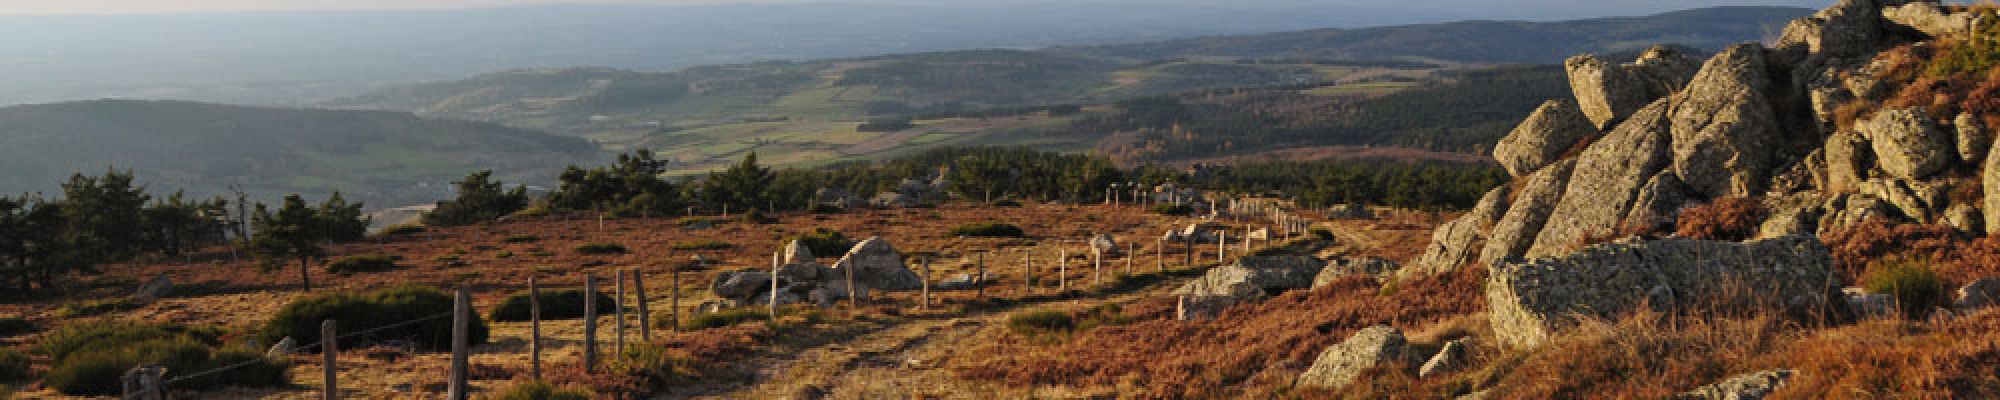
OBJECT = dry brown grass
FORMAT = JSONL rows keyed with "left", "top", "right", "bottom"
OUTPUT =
{"left": 951, "top": 266, "right": 1487, "bottom": 398}
{"left": 1674, "top": 197, "right": 1767, "bottom": 241}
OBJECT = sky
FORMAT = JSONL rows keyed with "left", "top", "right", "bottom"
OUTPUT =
{"left": 7, "top": 0, "right": 1836, "bottom": 16}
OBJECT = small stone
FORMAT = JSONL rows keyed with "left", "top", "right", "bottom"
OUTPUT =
{"left": 1418, "top": 338, "right": 1472, "bottom": 378}
{"left": 133, "top": 273, "right": 173, "bottom": 301}
{"left": 1956, "top": 278, "right": 2000, "bottom": 310}
{"left": 266, "top": 337, "right": 297, "bottom": 358}
{"left": 1675, "top": 369, "right": 1794, "bottom": 400}
{"left": 1297, "top": 325, "right": 1414, "bottom": 390}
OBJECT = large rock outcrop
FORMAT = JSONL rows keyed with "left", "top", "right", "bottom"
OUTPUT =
{"left": 1527, "top": 100, "right": 1675, "bottom": 259}
{"left": 1860, "top": 108, "right": 1954, "bottom": 180}
{"left": 1479, "top": 160, "right": 1576, "bottom": 266}
{"left": 1565, "top": 46, "right": 1700, "bottom": 129}
{"left": 1296, "top": 325, "right": 1416, "bottom": 390}
{"left": 1405, "top": 186, "right": 1510, "bottom": 277}
{"left": 1176, "top": 255, "right": 1324, "bottom": 300}
{"left": 1488, "top": 236, "right": 1837, "bottom": 349}
{"left": 1669, "top": 44, "right": 1785, "bottom": 198}
{"left": 829, "top": 237, "right": 923, "bottom": 291}
{"left": 1493, "top": 100, "right": 1596, "bottom": 176}
{"left": 1883, "top": 1, "right": 1984, "bottom": 38}
{"left": 1313, "top": 257, "right": 1400, "bottom": 287}
{"left": 1775, "top": 0, "right": 1885, "bottom": 58}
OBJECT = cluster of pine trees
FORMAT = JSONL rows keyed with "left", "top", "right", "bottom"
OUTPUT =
{"left": 0, "top": 171, "right": 367, "bottom": 295}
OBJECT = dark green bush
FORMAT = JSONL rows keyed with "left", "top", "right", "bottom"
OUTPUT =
{"left": 1308, "top": 227, "right": 1336, "bottom": 241}
{"left": 575, "top": 243, "right": 629, "bottom": 255}
{"left": 38, "top": 324, "right": 285, "bottom": 396}
{"left": 0, "top": 317, "right": 34, "bottom": 337}
{"left": 491, "top": 380, "right": 595, "bottom": 400}
{"left": 990, "top": 199, "right": 1022, "bottom": 207}
{"left": 488, "top": 289, "right": 617, "bottom": 321}
{"left": 1864, "top": 258, "right": 1951, "bottom": 319}
{"left": 55, "top": 298, "right": 139, "bottom": 318}
{"left": 1006, "top": 309, "right": 1075, "bottom": 335}
{"left": 0, "top": 348, "right": 27, "bottom": 381}
{"left": 950, "top": 222, "right": 1025, "bottom": 238}
{"left": 264, "top": 285, "right": 488, "bottom": 352}
{"left": 1150, "top": 203, "right": 1195, "bottom": 216}
{"left": 808, "top": 204, "right": 845, "bottom": 214}
{"left": 738, "top": 208, "right": 775, "bottom": 224}
{"left": 669, "top": 240, "right": 732, "bottom": 251}
{"left": 380, "top": 225, "right": 427, "bottom": 236}
{"left": 792, "top": 228, "right": 855, "bottom": 256}
{"left": 502, "top": 235, "right": 541, "bottom": 243}
{"left": 326, "top": 254, "right": 401, "bottom": 274}
{"left": 677, "top": 307, "right": 769, "bottom": 331}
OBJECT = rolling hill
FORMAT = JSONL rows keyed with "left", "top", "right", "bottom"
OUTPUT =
{"left": 0, "top": 100, "right": 600, "bottom": 207}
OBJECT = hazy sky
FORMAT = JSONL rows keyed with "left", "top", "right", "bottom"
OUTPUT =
{"left": 10, "top": 0, "right": 1835, "bottom": 16}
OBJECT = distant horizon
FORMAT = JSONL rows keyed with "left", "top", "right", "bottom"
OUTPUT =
{"left": 5, "top": 0, "right": 1833, "bottom": 18}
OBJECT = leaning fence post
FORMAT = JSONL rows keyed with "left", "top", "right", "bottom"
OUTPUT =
{"left": 322, "top": 319, "right": 338, "bottom": 400}
{"left": 448, "top": 288, "right": 470, "bottom": 400}
{"left": 529, "top": 276, "right": 543, "bottom": 380}
{"left": 633, "top": 270, "right": 651, "bottom": 342}
{"left": 614, "top": 269, "right": 627, "bottom": 356}
{"left": 583, "top": 274, "right": 599, "bottom": 371}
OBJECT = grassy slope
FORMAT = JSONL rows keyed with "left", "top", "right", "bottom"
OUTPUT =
{"left": 0, "top": 99, "right": 599, "bottom": 206}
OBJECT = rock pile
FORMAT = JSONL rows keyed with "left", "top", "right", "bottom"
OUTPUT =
{"left": 1173, "top": 255, "right": 1324, "bottom": 320}
{"left": 708, "top": 237, "right": 923, "bottom": 308}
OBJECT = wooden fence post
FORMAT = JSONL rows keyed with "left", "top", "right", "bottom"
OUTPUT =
{"left": 1184, "top": 237, "right": 1193, "bottom": 267}
{"left": 614, "top": 270, "right": 627, "bottom": 356}
{"left": 845, "top": 258, "right": 859, "bottom": 308}
{"left": 633, "top": 270, "right": 651, "bottom": 342}
{"left": 1058, "top": 246, "right": 1068, "bottom": 292}
{"left": 1023, "top": 248, "right": 1033, "bottom": 294}
{"left": 1218, "top": 230, "right": 1227, "bottom": 263}
{"left": 770, "top": 250, "right": 781, "bottom": 322}
{"left": 448, "top": 288, "right": 471, "bottom": 400}
{"left": 1157, "top": 237, "right": 1165, "bottom": 272}
{"left": 976, "top": 251, "right": 986, "bottom": 299}
{"left": 1092, "top": 246, "right": 1102, "bottom": 286}
{"left": 671, "top": 263, "right": 682, "bottom": 332}
{"left": 920, "top": 257, "right": 932, "bottom": 310}
{"left": 1126, "top": 241, "right": 1135, "bottom": 275}
{"left": 321, "top": 319, "right": 338, "bottom": 400}
{"left": 529, "top": 276, "right": 542, "bottom": 381}
{"left": 583, "top": 274, "right": 598, "bottom": 371}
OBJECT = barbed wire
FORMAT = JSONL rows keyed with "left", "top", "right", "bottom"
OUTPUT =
{"left": 157, "top": 311, "right": 455, "bottom": 388}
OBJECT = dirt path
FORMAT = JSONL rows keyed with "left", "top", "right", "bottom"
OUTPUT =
{"left": 702, "top": 269, "right": 1201, "bottom": 399}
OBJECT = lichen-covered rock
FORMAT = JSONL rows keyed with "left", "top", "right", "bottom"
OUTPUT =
{"left": 1776, "top": 0, "right": 1884, "bottom": 58}
{"left": 1823, "top": 130, "right": 1874, "bottom": 193}
{"left": 829, "top": 237, "right": 924, "bottom": 291}
{"left": 1313, "top": 257, "right": 1400, "bottom": 287}
{"left": 1565, "top": 46, "right": 1700, "bottom": 129}
{"left": 1675, "top": 369, "right": 1795, "bottom": 400}
{"left": 1944, "top": 203, "right": 1983, "bottom": 235}
{"left": 1845, "top": 287, "right": 1896, "bottom": 319}
{"left": 1957, "top": 277, "right": 2000, "bottom": 310}
{"left": 1480, "top": 160, "right": 1577, "bottom": 266}
{"left": 1297, "top": 325, "right": 1415, "bottom": 390}
{"left": 1494, "top": 100, "right": 1596, "bottom": 176}
{"left": 1418, "top": 338, "right": 1472, "bottom": 378}
{"left": 1326, "top": 204, "right": 1376, "bottom": 219}
{"left": 1757, "top": 194, "right": 1828, "bottom": 240}
{"left": 1883, "top": 1, "right": 1984, "bottom": 38}
{"left": 133, "top": 273, "right": 173, "bottom": 301}
{"left": 1528, "top": 100, "right": 1674, "bottom": 259}
{"left": 1818, "top": 193, "right": 1901, "bottom": 234}
{"left": 781, "top": 240, "right": 818, "bottom": 266}
{"left": 1859, "top": 178, "right": 1947, "bottom": 223}
{"left": 1987, "top": 135, "right": 2000, "bottom": 231}
{"left": 711, "top": 270, "right": 772, "bottom": 300}
{"left": 1861, "top": 108, "right": 1953, "bottom": 180}
{"left": 1177, "top": 255, "right": 1324, "bottom": 300}
{"left": 1625, "top": 171, "right": 1695, "bottom": 232}
{"left": 1089, "top": 234, "right": 1118, "bottom": 256}
{"left": 1176, "top": 295, "right": 1236, "bottom": 321}
{"left": 1406, "top": 186, "right": 1510, "bottom": 277}
{"left": 1670, "top": 44, "right": 1784, "bottom": 198}
{"left": 1957, "top": 113, "right": 1990, "bottom": 163}
{"left": 1489, "top": 236, "right": 1836, "bottom": 349}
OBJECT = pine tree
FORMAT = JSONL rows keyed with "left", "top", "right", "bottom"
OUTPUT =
{"left": 252, "top": 195, "right": 327, "bottom": 291}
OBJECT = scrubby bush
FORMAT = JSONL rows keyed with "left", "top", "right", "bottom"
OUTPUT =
{"left": 1007, "top": 309, "right": 1075, "bottom": 335}
{"left": 575, "top": 243, "right": 629, "bottom": 255}
{"left": 738, "top": 208, "right": 775, "bottom": 224}
{"left": 55, "top": 298, "right": 139, "bottom": 318}
{"left": 990, "top": 199, "right": 1023, "bottom": 207}
{"left": 326, "top": 254, "right": 401, "bottom": 274}
{"left": 950, "top": 222, "right": 1025, "bottom": 238}
{"left": 490, "top": 380, "right": 595, "bottom": 400}
{"left": 1151, "top": 203, "right": 1195, "bottom": 216}
{"left": 1864, "top": 258, "right": 1951, "bottom": 318}
{"left": 489, "top": 289, "right": 618, "bottom": 321}
{"left": 669, "top": 240, "right": 732, "bottom": 251}
{"left": 0, "top": 317, "right": 34, "bottom": 337}
{"left": 502, "top": 235, "right": 541, "bottom": 243}
{"left": 264, "top": 285, "right": 488, "bottom": 351}
{"left": 1308, "top": 227, "right": 1336, "bottom": 241}
{"left": 791, "top": 228, "right": 855, "bottom": 256}
{"left": 679, "top": 308, "right": 769, "bottom": 331}
{"left": 381, "top": 224, "right": 426, "bottom": 236}
{"left": 0, "top": 348, "right": 28, "bottom": 381}
{"left": 1674, "top": 197, "right": 1766, "bottom": 241}
{"left": 37, "top": 322, "right": 285, "bottom": 396}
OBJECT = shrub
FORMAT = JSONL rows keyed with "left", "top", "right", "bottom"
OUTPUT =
{"left": 679, "top": 308, "right": 769, "bottom": 331}
{"left": 1007, "top": 309, "right": 1075, "bottom": 335}
{"left": 489, "top": 289, "right": 618, "bottom": 321}
{"left": 738, "top": 208, "right": 775, "bottom": 224}
{"left": 808, "top": 204, "right": 845, "bottom": 214}
{"left": 792, "top": 228, "right": 856, "bottom": 256}
{"left": 502, "top": 235, "right": 541, "bottom": 243}
{"left": 35, "top": 320, "right": 218, "bottom": 362}
{"left": 0, "top": 317, "right": 34, "bottom": 337}
{"left": 490, "top": 380, "right": 594, "bottom": 400}
{"left": 1673, "top": 197, "right": 1765, "bottom": 241}
{"left": 1863, "top": 258, "right": 1951, "bottom": 318}
{"left": 950, "top": 222, "right": 1025, "bottom": 238}
{"left": 55, "top": 298, "right": 139, "bottom": 318}
{"left": 264, "top": 285, "right": 489, "bottom": 351}
{"left": 1308, "top": 227, "right": 1336, "bottom": 241}
{"left": 0, "top": 348, "right": 27, "bottom": 381}
{"left": 1151, "top": 203, "right": 1195, "bottom": 216}
{"left": 326, "top": 254, "right": 401, "bottom": 274}
{"left": 575, "top": 243, "right": 629, "bottom": 255}
{"left": 381, "top": 224, "right": 426, "bottom": 236}
{"left": 990, "top": 199, "right": 1023, "bottom": 207}
{"left": 669, "top": 240, "right": 732, "bottom": 251}
{"left": 37, "top": 322, "right": 286, "bottom": 396}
